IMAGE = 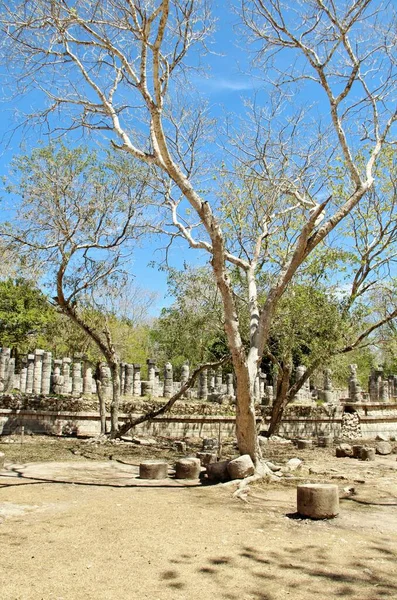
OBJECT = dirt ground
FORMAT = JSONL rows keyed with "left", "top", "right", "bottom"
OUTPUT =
{"left": 0, "top": 435, "right": 397, "bottom": 600}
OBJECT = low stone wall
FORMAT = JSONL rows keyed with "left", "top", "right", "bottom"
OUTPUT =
{"left": 0, "top": 408, "right": 240, "bottom": 439}
{"left": 1, "top": 395, "right": 397, "bottom": 440}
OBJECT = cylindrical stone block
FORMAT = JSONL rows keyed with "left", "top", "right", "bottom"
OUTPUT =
{"left": 5, "top": 356, "right": 15, "bottom": 392}
{"left": 83, "top": 366, "right": 93, "bottom": 395}
{"left": 226, "top": 373, "right": 234, "bottom": 396}
{"left": 318, "top": 436, "right": 333, "bottom": 448}
{"left": 139, "top": 460, "right": 169, "bottom": 479}
{"left": 206, "top": 460, "right": 230, "bottom": 482}
{"left": 174, "top": 441, "right": 187, "bottom": 453}
{"left": 352, "top": 444, "right": 364, "bottom": 458}
{"left": 33, "top": 349, "right": 44, "bottom": 394}
{"left": 198, "top": 369, "right": 208, "bottom": 400}
{"left": 174, "top": 458, "right": 201, "bottom": 479}
{"left": 72, "top": 361, "right": 83, "bottom": 395}
{"left": 120, "top": 363, "right": 126, "bottom": 395}
{"left": 163, "top": 362, "right": 173, "bottom": 398}
{"left": 41, "top": 352, "right": 52, "bottom": 395}
{"left": 26, "top": 354, "right": 35, "bottom": 394}
{"left": 297, "top": 483, "right": 339, "bottom": 519}
{"left": 133, "top": 364, "right": 141, "bottom": 396}
{"left": 19, "top": 359, "right": 28, "bottom": 394}
{"left": 360, "top": 447, "right": 375, "bottom": 461}
{"left": 297, "top": 439, "right": 313, "bottom": 450}
{"left": 62, "top": 358, "right": 72, "bottom": 394}
{"left": 124, "top": 364, "right": 134, "bottom": 395}
{"left": 196, "top": 452, "right": 217, "bottom": 467}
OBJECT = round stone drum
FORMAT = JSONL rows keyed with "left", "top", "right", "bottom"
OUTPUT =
{"left": 297, "top": 483, "right": 339, "bottom": 519}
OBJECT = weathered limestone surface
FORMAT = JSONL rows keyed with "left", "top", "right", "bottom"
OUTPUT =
{"left": 52, "top": 360, "right": 63, "bottom": 394}
{"left": 196, "top": 451, "right": 217, "bottom": 467}
{"left": 124, "top": 364, "right": 134, "bottom": 395}
{"left": 133, "top": 364, "right": 141, "bottom": 397}
{"left": 297, "top": 483, "right": 339, "bottom": 519}
{"left": 41, "top": 352, "right": 52, "bottom": 395}
{"left": 227, "top": 454, "right": 255, "bottom": 480}
{"left": 361, "top": 447, "right": 375, "bottom": 461}
{"left": 174, "top": 457, "right": 201, "bottom": 479}
{"left": 376, "top": 441, "right": 392, "bottom": 455}
{"left": 33, "top": 350, "right": 44, "bottom": 394}
{"left": 26, "top": 354, "right": 35, "bottom": 394}
{"left": 139, "top": 460, "right": 168, "bottom": 479}
{"left": 163, "top": 362, "right": 173, "bottom": 398}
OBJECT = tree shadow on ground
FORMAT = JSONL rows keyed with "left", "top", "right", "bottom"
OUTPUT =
{"left": 159, "top": 538, "right": 397, "bottom": 600}
{"left": 0, "top": 465, "right": 202, "bottom": 489}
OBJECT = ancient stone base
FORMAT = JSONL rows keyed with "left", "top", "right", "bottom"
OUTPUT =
{"left": 297, "top": 483, "right": 339, "bottom": 519}
{"left": 139, "top": 460, "right": 169, "bottom": 479}
{"left": 297, "top": 439, "right": 313, "bottom": 450}
{"left": 196, "top": 451, "right": 217, "bottom": 467}
{"left": 360, "top": 447, "right": 375, "bottom": 461}
{"left": 174, "top": 458, "right": 201, "bottom": 479}
{"left": 206, "top": 460, "right": 230, "bottom": 483}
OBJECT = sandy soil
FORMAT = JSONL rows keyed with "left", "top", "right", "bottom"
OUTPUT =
{"left": 0, "top": 436, "right": 396, "bottom": 600}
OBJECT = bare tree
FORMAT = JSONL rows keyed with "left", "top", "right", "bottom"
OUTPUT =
{"left": 0, "top": 142, "right": 150, "bottom": 434}
{"left": 1, "top": 1, "right": 397, "bottom": 463}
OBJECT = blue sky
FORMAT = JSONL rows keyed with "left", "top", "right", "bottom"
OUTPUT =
{"left": 0, "top": 2, "right": 263, "bottom": 316}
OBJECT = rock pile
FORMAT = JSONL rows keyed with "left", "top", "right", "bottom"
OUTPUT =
{"left": 340, "top": 411, "right": 361, "bottom": 439}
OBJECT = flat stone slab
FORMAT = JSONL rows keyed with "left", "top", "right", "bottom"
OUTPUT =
{"left": 0, "top": 461, "right": 200, "bottom": 487}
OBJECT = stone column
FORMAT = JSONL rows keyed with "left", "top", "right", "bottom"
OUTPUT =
{"left": 208, "top": 369, "right": 215, "bottom": 393}
{"left": 41, "top": 352, "right": 52, "bottom": 395}
{"left": 154, "top": 368, "right": 160, "bottom": 397}
{"left": 266, "top": 386, "right": 274, "bottom": 406}
{"left": 163, "top": 362, "right": 173, "bottom": 398}
{"left": 180, "top": 361, "right": 190, "bottom": 386}
{"left": 83, "top": 364, "right": 93, "bottom": 395}
{"left": 100, "top": 364, "right": 112, "bottom": 399}
{"left": 5, "top": 356, "right": 15, "bottom": 392}
{"left": 226, "top": 373, "right": 234, "bottom": 396}
{"left": 198, "top": 368, "right": 208, "bottom": 400}
{"left": 323, "top": 368, "right": 334, "bottom": 403}
{"left": 215, "top": 369, "right": 223, "bottom": 394}
{"left": 369, "top": 367, "right": 383, "bottom": 403}
{"left": 147, "top": 359, "right": 156, "bottom": 395}
{"left": 19, "top": 357, "right": 28, "bottom": 393}
{"left": 388, "top": 376, "right": 396, "bottom": 399}
{"left": 133, "top": 364, "right": 141, "bottom": 396}
{"left": 379, "top": 380, "right": 389, "bottom": 403}
{"left": 0, "top": 348, "right": 9, "bottom": 386}
{"left": 124, "top": 364, "right": 134, "bottom": 396}
{"left": 33, "top": 349, "right": 44, "bottom": 394}
{"left": 0, "top": 347, "right": 11, "bottom": 392}
{"left": 254, "top": 374, "right": 261, "bottom": 403}
{"left": 259, "top": 371, "right": 266, "bottom": 400}
{"left": 120, "top": 363, "right": 126, "bottom": 395}
{"left": 52, "top": 359, "right": 64, "bottom": 394}
{"left": 180, "top": 361, "right": 190, "bottom": 397}
{"left": 26, "top": 354, "right": 35, "bottom": 394}
{"left": 72, "top": 361, "right": 83, "bottom": 396}
{"left": 62, "top": 358, "right": 72, "bottom": 394}
{"left": 348, "top": 364, "right": 362, "bottom": 402}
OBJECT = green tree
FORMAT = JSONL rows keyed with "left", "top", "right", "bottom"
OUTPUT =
{"left": 1, "top": 142, "right": 150, "bottom": 434}
{"left": 1, "top": 1, "right": 397, "bottom": 463}
{"left": 0, "top": 278, "right": 57, "bottom": 355}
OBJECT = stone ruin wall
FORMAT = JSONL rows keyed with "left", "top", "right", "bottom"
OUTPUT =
{"left": 1, "top": 347, "right": 397, "bottom": 440}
